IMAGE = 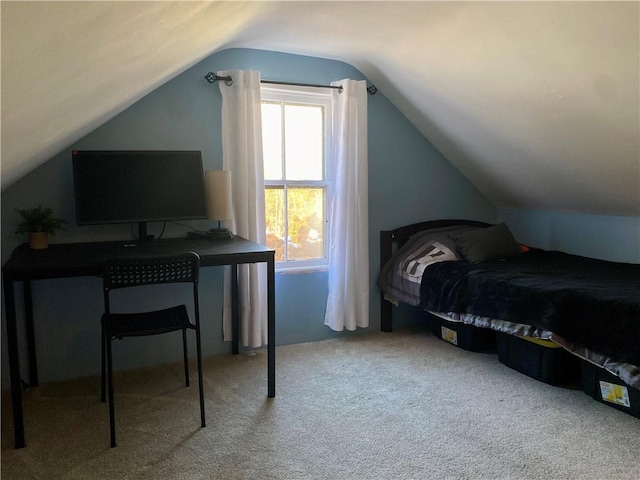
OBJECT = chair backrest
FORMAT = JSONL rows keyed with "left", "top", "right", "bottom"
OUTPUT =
{"left": 104, "top": 252, "right": 200, "bottom": 291}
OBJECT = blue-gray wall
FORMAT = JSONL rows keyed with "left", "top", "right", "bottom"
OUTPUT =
{"left": 1, "top": 48, "right": 496, "bottom": 387}
{"left": 498, "top": 208, "right": 640, "bottom": 263}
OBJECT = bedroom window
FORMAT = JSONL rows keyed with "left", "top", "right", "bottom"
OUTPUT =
{"left": 261, "top": 85, "right": 332, "bottom": 270}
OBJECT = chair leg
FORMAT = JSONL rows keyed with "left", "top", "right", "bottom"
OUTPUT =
{"left": 106, "top": 337, "right": 117, "bottom": 448}
{"left": 101, "top": 322, "right": 106, "bottom": 403}
{"left": 182, "top": 329, "right": 189, "bottom": 387}
{"left": 195, "top": 326, "right": 206, "bottom": 428}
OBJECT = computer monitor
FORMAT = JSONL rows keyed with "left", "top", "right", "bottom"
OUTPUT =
{"left": 72, "top": 150, "right": 208, "bottom": 241}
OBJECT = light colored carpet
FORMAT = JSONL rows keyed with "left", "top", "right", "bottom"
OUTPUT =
{"left": 2, "top": 328, "right": 639, "bottom": 480}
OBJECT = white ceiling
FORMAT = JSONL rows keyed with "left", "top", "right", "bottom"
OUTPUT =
{"left": 2, "top": 1, "right": 639, "bottom": 216}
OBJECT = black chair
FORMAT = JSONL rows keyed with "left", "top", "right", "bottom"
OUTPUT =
{"left": 100, "top": 252, "right": 206, "bottom": 447}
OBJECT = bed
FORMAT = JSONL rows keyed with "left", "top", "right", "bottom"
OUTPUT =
{"left": 378, "top": 219, "right": 640, "bottom": 391}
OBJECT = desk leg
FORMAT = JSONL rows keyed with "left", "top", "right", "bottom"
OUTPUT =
{"left": 231, "top": 264, "right": 239, "bottom": 355}
{"left": 24, "top": 280, "right": 39, "bottom": 387}
{"left": 267, "top": 255, "right": 275, "bottom": 398}
{"left": 3, "top": 272, "right": 26, "bottom": 448}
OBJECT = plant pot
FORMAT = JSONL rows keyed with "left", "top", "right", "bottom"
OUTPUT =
{"left": 29, "top": 232, "right": 49, "bottom": 249}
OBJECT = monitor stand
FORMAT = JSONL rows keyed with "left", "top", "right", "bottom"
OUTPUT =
{"left": 137, "top": 221, "right": 155, "bottom": 243}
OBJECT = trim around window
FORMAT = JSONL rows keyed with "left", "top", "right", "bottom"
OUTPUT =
{"left": 261, "top": 84, "right": 333, "bottom": 272}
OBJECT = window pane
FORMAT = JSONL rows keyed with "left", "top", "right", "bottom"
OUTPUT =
{"left": 262, "top": 102, "right": 283, "bottom": 181}
{"left": 287, "top": 187, "right": 325, "bottom": 261}
{"left": 284, "top": 105, "right": 323, "bottom": 181}
{"left": 265, "top": 187, "right": 285, "bottom": 262}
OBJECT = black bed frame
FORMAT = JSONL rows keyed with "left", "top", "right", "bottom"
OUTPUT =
{"left": 379, "top": 219, "right": 492, "bottom": 332}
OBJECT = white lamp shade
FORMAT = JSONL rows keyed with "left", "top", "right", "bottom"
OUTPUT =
{"left": 205, "top": 170, "right": 232, "bottom": 221}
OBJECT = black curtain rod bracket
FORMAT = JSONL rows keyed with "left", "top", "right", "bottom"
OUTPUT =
{"left": 205, "top": 72, "right": 233, "bottom": 86}
{"left": 204, "top": 71, "right": 377, "bottom": 95}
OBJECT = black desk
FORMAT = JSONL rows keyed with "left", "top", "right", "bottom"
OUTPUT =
{"left": 2, "top": 235, "right": 276, "bottom": 448}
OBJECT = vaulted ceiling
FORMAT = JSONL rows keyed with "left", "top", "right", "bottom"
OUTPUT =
{"left": 2, "top": 1, "right": 639, "bottom": 216}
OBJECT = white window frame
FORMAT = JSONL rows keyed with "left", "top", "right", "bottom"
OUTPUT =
{"left": 261, "top": 84, "right": 333, "bottom": 272}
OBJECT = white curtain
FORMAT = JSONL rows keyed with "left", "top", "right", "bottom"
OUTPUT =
{"left": 324, "top": 79, "right": 369, "bottom": 331}
{"left": 218, "top": 69, "right": 268, "bottom": 347}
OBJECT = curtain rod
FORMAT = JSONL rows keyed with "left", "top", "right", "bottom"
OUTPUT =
{"left": 204, "top": 71, "right": 378, "bottom": 95}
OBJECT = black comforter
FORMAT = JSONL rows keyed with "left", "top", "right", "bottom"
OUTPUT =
{"left": 419, "top": 250, "right": 640, "bottom": 366}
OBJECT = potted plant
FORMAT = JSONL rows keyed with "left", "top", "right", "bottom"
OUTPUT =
{"left": 15, "top": 206, "right": 67, "bottom": 249}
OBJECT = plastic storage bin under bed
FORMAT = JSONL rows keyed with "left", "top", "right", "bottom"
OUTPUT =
{"left": 495, "top": 332, "right": 580, "bottom": 386}
{"left": 580, "top": 360, "right": 640, "bottom": 419}
{"left": 428, "top": 313, "right": 496, "bottom": 352}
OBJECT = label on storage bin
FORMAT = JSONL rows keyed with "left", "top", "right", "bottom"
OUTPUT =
{"left": 441, "top": 326, "right": 458, "bottom": 346}
{"left": 599, "top": 381, "right": 631, "bottom": 408}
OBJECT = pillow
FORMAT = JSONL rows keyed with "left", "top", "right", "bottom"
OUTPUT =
{"left": 452, "top": 223, "right": 522, "bottom": 263}
{"left": 400, "top": 237, "right": 460, "bottom": 283}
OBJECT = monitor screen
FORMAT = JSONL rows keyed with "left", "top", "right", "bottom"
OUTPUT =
{"left": 72, "top": 150, "right": 208, "bottom": 228}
